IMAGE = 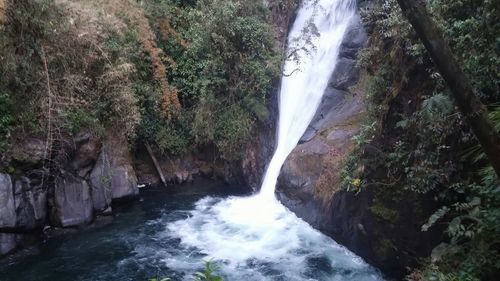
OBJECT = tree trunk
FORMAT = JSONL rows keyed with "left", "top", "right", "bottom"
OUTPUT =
{"left": 396, "top": 0, "right": 500, "bottom": 177}
{"left": 145, "top": 142, "right": 168, "bottom": 188}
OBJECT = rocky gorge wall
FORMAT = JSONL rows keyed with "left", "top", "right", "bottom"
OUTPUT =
{"left": 274, "top": 1, "right": 443, "bottom": 279}
{"left": 0, "top": 133, "right": 138, "bottom": 256}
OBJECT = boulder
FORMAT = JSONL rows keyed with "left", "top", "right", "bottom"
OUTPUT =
{"left": 301, "top": 88, "right": 348, "bottom": 141}
{"left": 12, "top": 176, "right": 47, "bottom": 230}
{"left": 339, "top": 13, "right": 367, "bottom": 59}
{"left": 0, "top": 233, "right": 17, "bottom": 256}
{"left": 70, "top": 133, "right": 102, "bottom": 174}
{"left": 51, "top": 171, "right": 93, "bottom": 227}
{"left": 13, "top": 177, "right": 36, "bottom": 230}
{"left": 89, "top": 150, "right": 112, "bottom": 213}
{"left": 0, "top": 173, "right": 15, "bottom": 229}
{"left": 24, "top": 169, "right": 48, "bottom": 222}
{"left": 89, "top": 134, "right": 138, "bottom": 204}
{"left": 11, "top": 138, "right": 46, "bottom": 165}
{"left": 328, "top": 57, "right": 359, "bottom": 91}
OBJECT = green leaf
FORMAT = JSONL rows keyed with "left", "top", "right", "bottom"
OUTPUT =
{"left": 422, "top": 206, "right": 449, "bottom": 231}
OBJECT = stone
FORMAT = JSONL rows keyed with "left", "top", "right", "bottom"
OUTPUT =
{"left": 13, "top": 177, "right": 36, "bottom": 230}
{"left": 89, "top": 150, "right": 113, "bottom": 213}
{"left": 301, "top": 88, "right": 348, "bottom": 138}
{"left": 279, "top": 138, "right": 329, "bottom": 192}
{"left": 339, "top": 13, "right": 368, "bottom": 59}
{"left": 32, "top": 185, "right": 47, "bottom": 222}
{"left": 70, "top": 133, "right": 102, "bottom": 172}
{"left": 11, "top": 138, "right": 46, "bottom": 165}
{"left": 11, "top": 176, "right": 47, "bottom": 230}
{"left": 89, "top": 134, "right": 138, "bottom": 203}
{"left": 328, "top": 57, "right": 359, "bottom": 91}
{"left": 0, "top": 173, "right": 15, "bottom": 229}
{"left": 24, "top": 169, "right": 48, "bottom": 222}
{"left": 51, "top": 171, "right": 93, "bottom": 227}
{"left": 0, "top": 233, "right": 17, "bottom": 256}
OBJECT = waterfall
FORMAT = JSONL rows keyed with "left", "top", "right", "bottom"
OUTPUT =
{"left": 259, "top": 0, "right": 355, "bottom": 199}
{"left": 164, "top": 1, "right": 385, "bottom": 279}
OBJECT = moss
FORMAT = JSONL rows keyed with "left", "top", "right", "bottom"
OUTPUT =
{"left": 369, "top": 203, "right": 400, "bottom": 223}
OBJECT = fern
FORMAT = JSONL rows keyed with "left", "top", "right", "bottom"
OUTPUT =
{"left": 422, "top": 206, "right": 449, "bottom": 231}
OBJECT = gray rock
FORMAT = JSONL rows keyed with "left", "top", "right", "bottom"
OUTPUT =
{"left": 70, "top": 133, "right": 102, "bottom": 172}
{"left": 11, "top": 138, "right": 46, "bottom": 165}
{"left": 280, "top": 139, "right": 328, "bottom": 192}
{"left": 0, "top": 233, "right": 17, "bottom": 256}
{"left": 340, "top": 13, "right": 368, "bottom": 59}
{"left": 301, "top": 88, "right": 349, "bottom": 138}
{"left": 89, "top": 149, "right": 112, "bottom": 213}
{"left": 11, "top": 176, "right": 47, "bottom": 230}
{"left": 24, "top": 170, "right": 48, "bottom": 222}
{"left": 329, "top": 57, "right": 359, "bottom": 91}
{"left": 52, "top": 171, "right": 93, "bottom": 227}
{"left": 32, "top": 184, "right": 47, "bottom": 222}
{"left": 106, "top": 135, "right": 138, "bottom": 200}
{"left": 0, "top": 173, "right": 15, "bottom": 229}
{"left": 13, "top": 177, "right": 36, "bottom": 230}
{"left": 89, "top": 134, "right": 138, "bottom": 206}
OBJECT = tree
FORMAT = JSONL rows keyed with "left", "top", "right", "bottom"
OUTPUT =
{"left": 395, "top": 0, "right": 500, "bottom": 177}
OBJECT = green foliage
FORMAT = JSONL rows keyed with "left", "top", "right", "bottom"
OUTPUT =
{"left": 350, "top": 0, "right": 500, "bottom": 279}
{"left": 148, "top": 261, "right": 223, "bottom": 281}
{"left": 61, "top": 107, "right": 103, "bottom": 136}
{"left": 154, "top": 120, "right": 190, "bottom": 155}
{"left": 0, "top": 0, "right": 61, "bottom": 137}
{"left": 0, "top": 92, "right": 13, "bottom": 152}
{"left": 166, "top": 0, "right": 279, "bottom": 159}
{"left": 194, "top": 261, "right": 224, "bottom": 281}
{"left": 422, "top": 206, "right": 449, "bottom": 232}
{"left": 340, "top": 119, "right": 377, "bottom": 191}
{"left": 427, "top": 0, "right": 499, "bottom": 100}
{"left": 214, "top": 106, "right": 253, "bottom": 159}
{"left": 369, "top": 204, "right": 400, "bottom": 223}
{"left": 135, "top": 0, "right": 279, "bottom": 157}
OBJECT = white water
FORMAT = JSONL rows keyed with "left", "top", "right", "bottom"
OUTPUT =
{"left": 259, "top": 0, "right": 355, "bottom": 199}
{"left": 164, "top": 1, "right": 385, "bottom": 280}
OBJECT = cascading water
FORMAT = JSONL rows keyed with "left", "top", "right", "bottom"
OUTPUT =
{"left": 162, "top": 0, "right": 386, "bottom": 280}
{"left": 260, "top": 0, "right": 355, "bottom": 200}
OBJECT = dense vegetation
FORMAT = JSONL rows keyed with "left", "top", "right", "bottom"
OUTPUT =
{"left": 0, "top": 0, "right": 280, "bottom": 169}
{"left": 342, "top": 0, "right": 499, "bottom": 280}
{"left": 146, "top": 0, "right": 279, "bottom": 159}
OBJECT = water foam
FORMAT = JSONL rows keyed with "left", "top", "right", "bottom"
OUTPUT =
{"left": 165, "top": 196, "right": 382, "bottom": 280}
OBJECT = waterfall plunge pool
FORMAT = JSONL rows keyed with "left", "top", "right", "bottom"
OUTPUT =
{"left": 0, "top": 179, "right": 385, "bottom": 281}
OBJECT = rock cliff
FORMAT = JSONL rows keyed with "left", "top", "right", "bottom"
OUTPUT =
{"left": 0, "top": 132, "right": 138, "bottom": 256}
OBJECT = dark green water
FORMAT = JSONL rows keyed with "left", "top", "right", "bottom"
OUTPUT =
{"left": 0, "top": 179, "right": 384, "bottom": 281}
{"left": 0, "top": 180, "right": 247, "bottom": 281}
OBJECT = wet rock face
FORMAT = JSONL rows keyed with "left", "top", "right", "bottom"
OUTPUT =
{"left": 89, "top": 150, "right": 113, "bottom": 213}
{"left": 0, "top": 173, "right": 16, "bottom": 229}
{"left": 70, "top": 133, "right": 102, "bottom": 176}
{"left": 0, "top": 173, "right": 48, "bottom": 232}
{"left": 90, "top": 135, "right": 138, "bottom": 202}
{"left": 51, "top": 171, "right": 93, "bottom": 227}
{"left": 0, "top": 233, "right": 17, "bottom": 256}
